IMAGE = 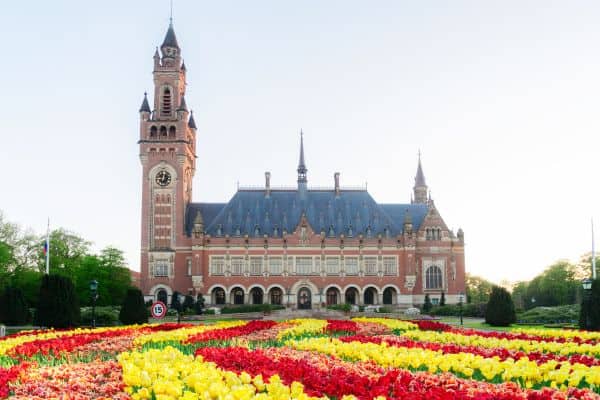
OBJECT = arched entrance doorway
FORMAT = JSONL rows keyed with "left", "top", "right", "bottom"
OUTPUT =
{"left": 269, "top": 288, "right": 283, "bottom": 305}
{"left": 250, "top": 287, "right": 264, "bottom": 304}
{"left": 326, "top": 288, "right": 340, "bottom": 305}
{"left": 364, "top": 287, "right": 377, "bottom": 305}
{"left": 297, "top": 287, "right": 311, "bottom": 309}
{"left": 212, "top": 287, "right": 226, "bottom": 305}
{"left": 231, "top": 287, "right": 245, "bottom": 305}
{"left": 157, "top": 289, "right": 168, "bottom": 305}
{"left": 345, "top": 287, "right": 359, "bottom": 305}
{"left": 383, "top": 287, "right": 396, "bottom": 305}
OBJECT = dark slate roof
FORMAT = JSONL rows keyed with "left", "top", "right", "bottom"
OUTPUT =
{"left": 161, "top": 23, "right": 180, "bottom": 50}
{"left": 178, "top": 95, "right": 188, "bottom": 111}
{"left": 185, "top": 189, "right": 428, "bottom": 238}
{"left": 139, "top": 93, "right": 151, "bottom": 113}
{"left": 186, "top": 203, "right": 226, "bottom": 235}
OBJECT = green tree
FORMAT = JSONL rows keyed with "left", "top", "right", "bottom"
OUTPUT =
{"left": 182, "top": 295, "right": 195, "bottom": 312}
{"left": 465, "top": 274, "right": 494, "bottom": 304}
{"left": 0, "top": 286, "right": 30, "bottom": 325}
{"left": 439, "top": 291, "right": 446, "bottom": 306}
{"left": 485, "top": 286, "right": 516, "bottom": 327}
{"left": 119, "top": 288, "right": 148, "bottom": 325}
{"left": 511, "top": 281, "right": 528, "bottom": 310}
{"left": 423, "top": 294, "right": 432, "bottom": 313}
{"left": 35, "top": 274, "right": 80, "bottom": 328}
{"left": 9, "top": 267, "right": 43, "bottom": 307}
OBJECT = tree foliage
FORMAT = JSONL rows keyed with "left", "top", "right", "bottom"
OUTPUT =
{"left": 465, "top": 274, "right": 494, "bottom": 304}
{"left": 518, "top": 261, "right": 580, "bottom": 309}
{"left": 35, "top": 274, "right": 80, "bottom": 328}
{"left": 0, "top": 211, "right": 132, "bottom": 307}
{"left": 119, "top": 288, "right": 148, "bottom": 325}
{"left": 485, "top": 286, "right": 516, "bottom": 327}
{"left": 195, "top": 293, "right": 205, "bottom": 315}
{"left": 439, "top": 291, "right": 446, "bottom": 306}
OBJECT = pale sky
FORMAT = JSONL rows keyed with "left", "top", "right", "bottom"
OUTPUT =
{"left": 1, "top": 1, "right": 599, "bottom": 284}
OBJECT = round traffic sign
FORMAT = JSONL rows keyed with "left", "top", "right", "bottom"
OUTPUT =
{"left": 151, "top": 301, "right": 167, "bottom": 318}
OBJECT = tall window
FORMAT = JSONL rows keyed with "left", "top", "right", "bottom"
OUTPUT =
{"left": 231, "top": 257, "right": 244, "bottom": 275}
{"left": 295, "top": 257, "right": 312, "bottom": 275}
{"left": 250, "top": 257, "right": 263, "bottom": 275}
{"left": 186, "top": 259, "right": 192, "bottom": 276}
{"left": 269, "top": 258, "right": 283, "bottom": 275}
{"left": 210, "top": 257, "right": 225, "bottom": 275}
{"left": 364, "top": 257, "right": 377, "bottom": 275}
{"left": 383, "top": 257, "right": 397, "bottom": 275}
{"left": 161, "top": 87, "right": 172, "bottom": 117}
{"left": 345, "top": 257, "right": 358, "bottom": 275}
{"left": 154, "top": 263, "right": 168, "bottom": 277}
{"left": 326, "top": 257, "right": 340, "bottom": 275}
{"left": 425, "top": 265, "right": 443, "bottom": 289}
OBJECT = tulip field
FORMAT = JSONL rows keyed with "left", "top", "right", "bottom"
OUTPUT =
{"left": 2, "top": 318, "right": 600, "bottom": 399}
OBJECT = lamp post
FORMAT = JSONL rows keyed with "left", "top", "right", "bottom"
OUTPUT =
{"left": 89, "top": 280, "right": 98, "bottom": 328}
{"left": 582, "top": 278, "right": 593, "bottom": 330}
{"left": 458, "top": 292, "right": 464, "bottom": 326}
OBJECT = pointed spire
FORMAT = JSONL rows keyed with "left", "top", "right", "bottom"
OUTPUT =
{"left": 181, "top": 60, "right": 187, "bottom": 71}
{"left": 188, "top": 111, "right": 197, "bottom": 129}
{"left": 415, "top": 150, "right": 426, "bottom": 187}
{"left": 178, "top": 95, "right": 188, "bottom": 111}
{"left": 297, "top": 130, "right": 307, "bottom": 185}
{"left": 154, "top": 47, "right": 160, "bottom": 58}
{"left": 161, "top": 22, "right": 180, "bottom": 51}
{"left": 139, "top": 92, "right": 151, "bottom": 113}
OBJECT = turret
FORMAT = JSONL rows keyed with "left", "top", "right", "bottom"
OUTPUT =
{"left": 139, "top": 92, "right": 151, "bottom": 121}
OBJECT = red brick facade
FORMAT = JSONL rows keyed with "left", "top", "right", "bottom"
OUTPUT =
{"left": 138, "top": 25, "right": 466, "bottom": 308}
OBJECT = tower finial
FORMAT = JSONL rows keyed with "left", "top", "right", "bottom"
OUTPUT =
{"left": 170, "top": 0, "right": 174, "bottom": 25}
{"left": 413, "top": 151, "right": 428, "bottom": 204}
{"left": 297, "top": 130, "right": 307, "bottom": 191}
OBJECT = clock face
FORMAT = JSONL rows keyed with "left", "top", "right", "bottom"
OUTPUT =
{"left": 155, "top": 170, "right": 171, "bottom": 187}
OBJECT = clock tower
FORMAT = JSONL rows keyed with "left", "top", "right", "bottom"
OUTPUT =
{"left": 138, "top": 22, "right": 197, "bottom": 293}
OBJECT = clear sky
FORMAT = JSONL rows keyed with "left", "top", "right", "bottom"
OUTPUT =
{"left": 1, "top": 0, "right": 599, "bottom": 284}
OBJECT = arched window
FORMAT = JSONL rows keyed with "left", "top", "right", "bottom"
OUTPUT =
{"left": 270, "top": 288, "right": 282, "bottom": 305}
{"left": 250, "top": 288, "right": 263, "bottom": 304}
{"left": 425, "top": 266, "right": 443, "bottom": 289}
{"left": 150, "top": 126, "right": 157, "bottom": 138}
{"left": 213, "top": 287, "right": 225, "bottom": 305}
{"left": 364, "top": 287, "right": 377, "bottom": 305}
{"left": 326, "top": 288, "right": 339, "bottom": 305}
{"left": 161, "top": 88, "right": 172, "bottom": 117}
{"left": 383, "top": 287, "right": 396, "bottom": 304}
{"left": 160, "top": 126, "right": 167, "bottom": 137}
{"left": 168, "top": 126, "right": 176, "bottom": 138}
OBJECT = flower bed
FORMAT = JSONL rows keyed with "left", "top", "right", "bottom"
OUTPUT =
{"left": 2, "top": 318, "right": 600, "bottom": 399}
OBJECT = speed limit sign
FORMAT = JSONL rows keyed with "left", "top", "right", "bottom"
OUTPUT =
{"left": 151, "top": 301, "right": 167, "bottom": 319}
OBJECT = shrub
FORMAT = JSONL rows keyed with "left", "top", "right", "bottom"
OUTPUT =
{"left": 520, "top": 304, "right": 579, "bottom": 325}
{"left": 194, "top": 293, "right": 205, "bottom": 315}
{"left": 0, "top": 287, "right": 30, "bottom": 325}
{"left": 220, "top": 304, "right": 284, "bottom": 314}
{"left": 485, "top": 286, "right": 516, "bottom": 326}
{"left": 119, "top": 288, "right": 148, "bottom": 325}
{"left": 580, "top": 279, "right": 600, "bottom": 330}
{"left": 80, "top": 306, "right": 119, "bottom": 326}
{"left": 327, "top": 303, "right": 351, "bottom": 312}
{"left": 376, "top": 306, "right": 393, "bottom": 313}
{"left": 423, "top": 294, "right": 432, "bottom": 313}
{"left": 171, "top": 291, "right": 182, "bottom": 312}
{"left": 439, "top": 292, "right": 446, "bottom": 306}
{"left": 182, "top": 295, "right": 195, "bottom": 312}
{"left": 431, "top": 303, "right": 486, "bottom": 318}
{"left": 34, "top": 274, "right": 80, "bottom": 328}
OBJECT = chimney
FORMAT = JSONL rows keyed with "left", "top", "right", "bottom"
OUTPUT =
{"left": 265, "top": 171, "right": 271, "bottom": 197}
{"left": 334, "top": 172, "right": 340, "bottom": 197}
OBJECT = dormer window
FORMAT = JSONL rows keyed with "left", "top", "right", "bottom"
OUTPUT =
{"left": 254, "top": 225, "right": 260, "bottom": 237}
{"left": 216, "top": 224, "right": 223, "bottom": 236}
{"left": 366, "top": 226, "right": 372, "bottom": 238}
{"left": 328, "top": 225, "right": 335, "bottom": 237}
{"left": 235, "top": 226, "right": 241, "bottom": 236}
{"left": 273, "top": 226, "right": 279, "bottom": 237}
{"left": 347, "top": 225, "right": 353, "bottom": 237}
{"left": 384, "top": 226, "right": 390, "bottom": 238}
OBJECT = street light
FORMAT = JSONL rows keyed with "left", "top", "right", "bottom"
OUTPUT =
{"left": 583, "top": 278, "right": 593, "bottom": 330}
{"left": 458, "top": 292, "right": 464, "bottom": 326}
{"left": 89, "top": 280, "right": 98, "bottom": 328}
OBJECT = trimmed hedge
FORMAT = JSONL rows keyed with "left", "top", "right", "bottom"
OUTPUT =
{"left": 0, "top": 287, "right": 30, "bottom": 325}
{"left": 485, "top": 286, "right": 516, "bottom": 327}
{"left": 34, "top": 274, "right": 80, "bottom": 328}
{"left": 220, "top": 304, "right": 284, "bottom": 314}
{"left": 81, "top": 306, "right": 119, "bottom": 326}
{"left": 430, "top": 303, "right": 486, "bottom": 318}
{"left": 119, "top": 288, "right": 148, "bottom": 324}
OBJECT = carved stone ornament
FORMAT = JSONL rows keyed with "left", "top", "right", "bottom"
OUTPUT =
{"left": 192, "top": 275, "right": 204, "bottom": 289}
{"left": 405, "top": 275, "right": 416, "bottom": 290}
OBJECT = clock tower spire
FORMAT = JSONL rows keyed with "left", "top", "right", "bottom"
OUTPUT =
{"left": 139, "top": 22, "right": 197, "bottom": 295}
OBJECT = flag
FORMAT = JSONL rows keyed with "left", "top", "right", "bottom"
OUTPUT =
{"left": 43, "top": 240, "right": 48, "bottom": 255}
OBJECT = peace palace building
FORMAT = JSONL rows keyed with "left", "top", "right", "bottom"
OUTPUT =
{"left": 138, "top": 23, "right": 466, "bottom": 309}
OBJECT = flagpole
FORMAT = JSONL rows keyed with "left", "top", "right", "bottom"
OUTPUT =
{"left": 45, "top": 218, "right": 50, "bottom": 275}
{"left": 593, "top": 218, "right": 596, "bottom": 280}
